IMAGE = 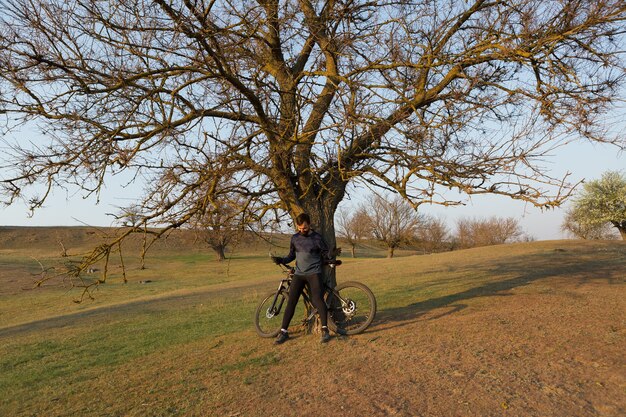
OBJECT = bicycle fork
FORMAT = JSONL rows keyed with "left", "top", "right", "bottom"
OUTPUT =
{"left": 266, "top": 279, "right": 289, "bottom": 318}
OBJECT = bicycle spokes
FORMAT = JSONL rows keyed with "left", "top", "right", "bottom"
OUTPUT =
{"left": 265, "top": 307, "right": 277, "bottom": 319}
{"left": 327, "top": 282, "right": 376, "bottom": 335}
{"left": 255, "top": 291, "right": 289, "bottom": 338}
{"left": 341, "top": 298, "right": 357, "bottom": 316}
{"left": 266, "top": 297, "right": 285, "bottom": 318}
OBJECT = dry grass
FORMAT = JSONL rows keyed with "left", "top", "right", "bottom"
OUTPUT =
{"left": 0, "top": 228, "right": 625, "bottom": 416}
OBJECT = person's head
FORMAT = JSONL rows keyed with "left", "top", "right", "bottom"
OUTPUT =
{"left": 295, "top": 213, "right": 311, "bottom": 235}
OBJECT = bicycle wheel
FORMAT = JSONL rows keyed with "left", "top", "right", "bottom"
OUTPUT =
{"left": 254, "top": 290, "right": 288, "bottom": 338}
{"left": 326, "top": 281, "right": 376, "bottom": 335}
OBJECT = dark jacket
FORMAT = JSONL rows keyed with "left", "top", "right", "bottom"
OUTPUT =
{"left": 281, "top": 230, "right": 330, "bottom": 275}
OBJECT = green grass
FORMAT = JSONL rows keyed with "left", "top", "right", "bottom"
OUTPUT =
{"left": 0, "top": 233, "right": 624, "bottom": 416}
{"left": 0, "top": 247, "right": 283, "bottom": 328}
{"left": 0, "top": 277, "right": 263, "bottom": 417}
{"left": 0, "top": 300, "right": 256, "bottom": 394}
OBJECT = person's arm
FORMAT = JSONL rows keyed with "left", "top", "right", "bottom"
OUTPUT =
{"left": 279, "top": 236, "right": 297, "bottom": 264}
{"left": 318, "top": 233, "right": 331, "bottom": 262}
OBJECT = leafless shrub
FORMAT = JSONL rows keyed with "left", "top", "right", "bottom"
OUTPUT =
{"left": 365, "top": 195, "right": 424, "bottom": 258}
{"left": 454, "top": 216, "right": 524, "bottom": 249}
{"left": 336, "top": 208, "right": 371, "bottom": 258}
{"left": 415, "top": 215, "right": 452, "bottom": 253}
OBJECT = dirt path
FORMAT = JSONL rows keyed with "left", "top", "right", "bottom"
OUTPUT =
{"left": 0, "top": 278, "right": 269, "bottom": 338}
{"left": 202, "top": 248, "right": 626, "bottom": 416}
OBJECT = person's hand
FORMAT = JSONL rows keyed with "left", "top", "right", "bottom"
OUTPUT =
{"left": 271, "top": 256, "right": 283, "bottom": 265}
{"left": 326, "top": 259, "right": 342, "bottom": 268}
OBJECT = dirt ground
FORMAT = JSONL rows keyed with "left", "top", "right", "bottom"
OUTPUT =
{"left": 201, "top": 248, "right": 625, "bottom": 417}
{"left": 2, "top": 240, "right": 625, "bottom": 417}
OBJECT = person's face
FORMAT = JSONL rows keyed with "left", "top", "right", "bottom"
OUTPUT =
{"left": 297, "top": 221, "right": 310, "bottom": 235}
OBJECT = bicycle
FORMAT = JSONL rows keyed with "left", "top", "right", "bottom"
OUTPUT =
{"left": 254, "top": 261, "right": 376, "bottom": 338}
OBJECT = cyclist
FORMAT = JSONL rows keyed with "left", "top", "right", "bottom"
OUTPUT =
{"left": 271, "top": 213, "right": 332, "bottom": 344}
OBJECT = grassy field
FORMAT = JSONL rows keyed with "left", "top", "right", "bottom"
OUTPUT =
{"left": 0, "top": 227, "right": 624, "bottom": 416}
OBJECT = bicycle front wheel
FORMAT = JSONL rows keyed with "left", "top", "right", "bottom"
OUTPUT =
{"left": 254, "top": 290, "right": 288, "bottom": 338}
{"left": 326, "top": 281, "right": 376, "bottom": 335}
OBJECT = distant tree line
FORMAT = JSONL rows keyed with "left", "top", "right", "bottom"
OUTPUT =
{"left": 173, "top": 191, "right": 528, "bottom": 261}
{"left": 177, "top": 170, "right": 626, "bottom": 261}
{"left": 337, "top": 195, "right": 527, "bottom": 258}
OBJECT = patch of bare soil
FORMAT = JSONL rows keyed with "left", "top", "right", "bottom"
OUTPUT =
{"left": 205, "top": 248, "right": 625, "bottom": 417}
{"left": 2, "top": 240, "right": 624, "bottom": 417}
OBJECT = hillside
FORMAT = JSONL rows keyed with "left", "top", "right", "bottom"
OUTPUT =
{"left": 0, "top": 225, "right": 274, "bottom": 254}
{"left": 0, "top": 229, "right": 624, "bottom": 416}
{"left": 0, "top": 225, "right": 428, "bottom": 255}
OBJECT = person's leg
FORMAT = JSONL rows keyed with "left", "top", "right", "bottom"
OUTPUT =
{"left": 305, "top": 273, "right": 328, "bottom": 328}
{"left": 280, "top": 275, "right": 306, "bottom": 331}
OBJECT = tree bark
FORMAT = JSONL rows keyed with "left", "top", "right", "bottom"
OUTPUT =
{"left": 212, "top": 245, "right": 226, "bottom": 261}
{"left": 610, "top": 221, "right": 626, "bottom": 240}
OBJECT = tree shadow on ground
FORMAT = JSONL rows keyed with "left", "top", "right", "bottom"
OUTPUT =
{"left": 370, "top": 244, "right": 626, "bottom": 333}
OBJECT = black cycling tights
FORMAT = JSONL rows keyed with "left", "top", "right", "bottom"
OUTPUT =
{"left": 281, "top": 273, "right": 328, "bottom": 330}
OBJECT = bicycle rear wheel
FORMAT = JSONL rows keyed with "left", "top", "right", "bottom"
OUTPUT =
{"left": 254, "top": 290, "right": 288, "bottom": 338}
{"left": 326, "top": 281, "right": 376, "bottom": 335}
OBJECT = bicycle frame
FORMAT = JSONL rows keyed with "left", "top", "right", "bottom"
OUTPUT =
{"left": 255, "top": 262, "right": 376, "bottom": 337}
{"left": 266, "top": 266, "right": 325, "bottom": 324}
{"left": 268, "top": 269, "right": 350, "bottom": 325}
{"left": 265, "top": 278, "right": 289, "bottom": 318}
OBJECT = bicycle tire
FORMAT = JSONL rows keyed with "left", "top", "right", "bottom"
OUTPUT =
{"left": 326, "top": 281, "right": 376, "bottom": 335}
{"left": 254, "top": 290, "right": 288, "bottom": 338}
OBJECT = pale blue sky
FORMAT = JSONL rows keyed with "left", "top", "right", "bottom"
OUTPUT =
{"left": 1, "top": 2, "right": 624, "bottom": 242}
{"left": 1, "top": 133, "right": 623, "bottom": 240}
{"left": 422, "top": 140, "right": 624, "bottom": 240}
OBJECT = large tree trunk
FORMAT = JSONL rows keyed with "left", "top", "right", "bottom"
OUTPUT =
{"left": 212, "top": 245, "right": 226, "bottom": 261}
{"left": 298, "top": 195, "right": 342, "bottom": 288}
{"left": 295, "top": 193, "right": 344, "bottom": 334}
{"left": 387, "top": 246, "right": 395, "bottom": 258}
{"left": 610, "top": 220, "right": 626, "bottom": 240}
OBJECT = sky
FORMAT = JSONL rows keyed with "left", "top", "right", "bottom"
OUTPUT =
{"left": 1, "top": 131, "right": 623, "bottom": 240}
{"left": 421, "top": 140, "right": 624, "bottom": 240}
{"left": 1, "top": 2, "right": 625, "bottom": 243}
{"left": 418, "top": 103, "right": 625, "bottom": 240}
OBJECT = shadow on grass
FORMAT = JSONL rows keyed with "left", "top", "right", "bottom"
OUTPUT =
{"left": 371, "top": 244, "right": 626, "bottom": 332}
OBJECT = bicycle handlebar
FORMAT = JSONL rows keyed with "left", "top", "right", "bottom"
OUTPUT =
{"left": 273, "top": 259, "right": 342, "bottom": 269}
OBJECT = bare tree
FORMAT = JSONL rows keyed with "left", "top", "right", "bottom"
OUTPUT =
{"left": 454, "top": 216, "right": 523, "bottom": 248}
{"left": 113, "top": 205, "right": 146, "bottom": 229}
{"left": 191, "top": 198, "right": 245, "bottom": 261}
{"left": 416, "top": 215, "right": 451, "bottom": 253}
{"left": 336, "top": 207, "right": 370, "bottom": 257}
{"left": 366, "top": 195, "right": 423, "bottom": 258}
{"left": 1, "top": 1, "right": 625, "bottom": 289}
{"left": 488, "top": 217, "right": 524, "bottom": 244}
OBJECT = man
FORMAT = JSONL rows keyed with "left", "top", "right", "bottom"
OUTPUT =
{"left": 272, "top": 213, "right": 331, "bottom": 344}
